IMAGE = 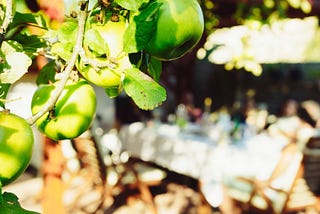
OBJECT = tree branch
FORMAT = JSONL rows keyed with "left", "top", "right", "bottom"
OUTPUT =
{"left": 27, "top": 1, "right": 89, "bottom": 125}
{"left": 0, "top": 0, "right": 13, "bottom": 46}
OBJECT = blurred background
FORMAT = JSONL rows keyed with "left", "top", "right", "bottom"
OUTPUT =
{"left": 5, "top": 0, "right": 320, "bottom": 214}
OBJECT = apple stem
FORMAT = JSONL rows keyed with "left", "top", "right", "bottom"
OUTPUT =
{"left": 26, "top": 1, "right": 89, "bottom": 125}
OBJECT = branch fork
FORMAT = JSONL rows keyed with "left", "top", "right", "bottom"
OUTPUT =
{"left": 27, "top": 1, "right": 89, "bottom": 125}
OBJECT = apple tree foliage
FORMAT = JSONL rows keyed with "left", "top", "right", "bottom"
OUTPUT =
{"left": 0, "top": 0, "right": 204, "bottom": 212}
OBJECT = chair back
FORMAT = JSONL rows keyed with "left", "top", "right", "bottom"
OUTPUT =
{"left": 225, "top": 141, "right": 320, "bottom": 214}
{"left": 268, "top": 143, "right": 302, "bottom": 190}
{"left": 303, "top": 136, "right": 320, "bottom": 195}
{"left": 251, "top": 143, "right": 303, "bottom": 213}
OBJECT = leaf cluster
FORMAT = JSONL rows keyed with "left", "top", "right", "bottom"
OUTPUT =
{"left": 47, "top": 0, "right": 166, "bottom": 110}
{"left": 0, "top": 3, "right": 48, "bottom": 107}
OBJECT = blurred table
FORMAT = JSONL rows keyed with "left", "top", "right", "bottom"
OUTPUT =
{"left": 118, "top": 122, "right": 286, "bottom": 207}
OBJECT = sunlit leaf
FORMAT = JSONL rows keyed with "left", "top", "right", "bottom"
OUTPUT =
{"left": 287, "top": 0, "right": 300, "bottom": 8}
{"left": 1, "top": 40, "right": 23, "bottom": 54}
{"left": 123, "top": 68, "right": 166, "bottom": 110}
{"left": 84, "top": 28, "right": 109, "bottom": 56}
{"left": 51, "top": 42, "right": 73, "bottom": 61}
{"left": 0, "top": 52, "right": 32, "bottom": 84}
{"left": 301, "top": 0, "right": 311, "bottom": 13}
{"left": 115, "top": 0, "right": 149, "bottom": 11}
{"left": 57, "top": 20, "right": 78, "bottom": 43}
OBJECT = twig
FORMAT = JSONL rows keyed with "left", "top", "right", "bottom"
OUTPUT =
{"left": 0, "top": 97, "right": 21, "bottom": 103}
{"left": 27, "top": 1, "right": 89, "bottom": 125}
{"left": 0, "top": 0, "right": 13, "bottom": 46}
{"left": 79, "top": 48, "right": 118, "bottom": 70}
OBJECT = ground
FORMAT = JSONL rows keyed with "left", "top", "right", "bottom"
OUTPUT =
{"left": 3, "top": 164, "right": 217, "bottom": 214}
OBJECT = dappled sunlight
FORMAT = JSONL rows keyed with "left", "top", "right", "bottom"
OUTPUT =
{"left": 4, "top": 0, "right": 320, "bottom": 214}
{"left": 199, "top": 16, "right": 319, "bottom": 76}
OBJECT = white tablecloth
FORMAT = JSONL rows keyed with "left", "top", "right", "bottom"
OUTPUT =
{"left": 118, "top": 122, "right": 286, "bottom": 207}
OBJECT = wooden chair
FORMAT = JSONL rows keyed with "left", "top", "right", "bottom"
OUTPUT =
{"left": 224, "top": 143, "right": 318, "bottom": 214}
{"left": 303, "top": 135, "right": 320, "bottom": 196}
{"left": 283, "top": 135, "right": 320, "bottom": 213}
{"left": 92, "top": 129, "right": 167, "bottom": 214}
{"left": 61, "top": 128, "right": 166, "bottom": 214}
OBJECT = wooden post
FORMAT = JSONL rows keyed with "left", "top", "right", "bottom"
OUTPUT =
{"left": 41, "top": 137, "right": 66, "bottom": 214}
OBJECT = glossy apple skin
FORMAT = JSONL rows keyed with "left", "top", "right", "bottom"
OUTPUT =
{"left": 0, "top": 112, "right": 34, "bottom": 186}
{"left": 145, "top": 0, "right": 204, "bottom": 61}
{"left": 31, "top": 79, "right": 96, "bottom": 141}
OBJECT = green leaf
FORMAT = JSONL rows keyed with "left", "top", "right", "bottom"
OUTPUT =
{"left": 84, "top": 28, "right": 109, "bottom": 56}
{"left": 0, "top": 41, "right": 32, "bottom": 84}
{"left": 13, "top": 34, "right": 45, "bottom": 49}
{"left": 123, "top": 68, "right": 166, "bottom": 110}
{"left": 1, "top": 40, "right": 23, "bottom": 54}
{"left": 36, "top": 60, "right": 57, "bottom": 85}
{"left": 11, "top": 34, "right": 47, "bottom": 58}
{"left": 129, "top": 52, "right": 143, "bottom": 67}
{"left": 105, "top": 85, "right": 122, "bottom": 98}
{"left": 115, "top": 0, "right": 149, "bottom": 11}
{"left": 0, "top": 192, "right": 40, "bottom": 214}
{"left": 64, "top": 0, "right": 79, "bottom": 16}
{"left": 51, "top": 42, "right": 74, "bottom": 61}
{"left": 0, "top": 185, "right": 2, "bottom": 202}
{"left": 123, "top": 1, "right": 161, "bottom": 53}
{"left": 0, "top": 3, "right": 5, "bottom": 25}
{"left": 0, "top": 83, "right": 10, "bottom": 108}
{"left": 148, "top": 57, "right": 162, "bottom": 82}
{"left": 9, "top": 11, "right": 48, "bottom": 30}
{"left": 57, "top": 20, "right": 78, "bottom": 43}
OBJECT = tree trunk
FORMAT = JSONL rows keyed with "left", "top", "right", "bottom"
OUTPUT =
{"left": 41, "top": 137, "right": 66, "bottom": 214}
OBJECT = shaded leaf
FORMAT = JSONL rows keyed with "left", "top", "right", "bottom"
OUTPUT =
{"left": 10, "top": 11, "right": 48, "bottom": 30}
{"left": 129, "top": 51, "right": 143, "bottom": 67}
{"left": 11, "top": 34, "right": 47, "bottom": 58}
{"left": 123, "top": 1, "right": 161, "bottom": 53}
{"left": 0, "top": 191, "right": 40, "bottom": 214}
{"left": 148, "top": 57, "right": 162, "bottom": 82}
{"left": 105, "top": 85, "right": 122, "bottom": 98}
{"left": 0, "top": 3, "right": 5, "bottom": 25}
{"left": 36, "top": 60, "right": 57, "bottom": 85}
{"left": 123, "top": 68, "right": 166, "bottom": 110}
